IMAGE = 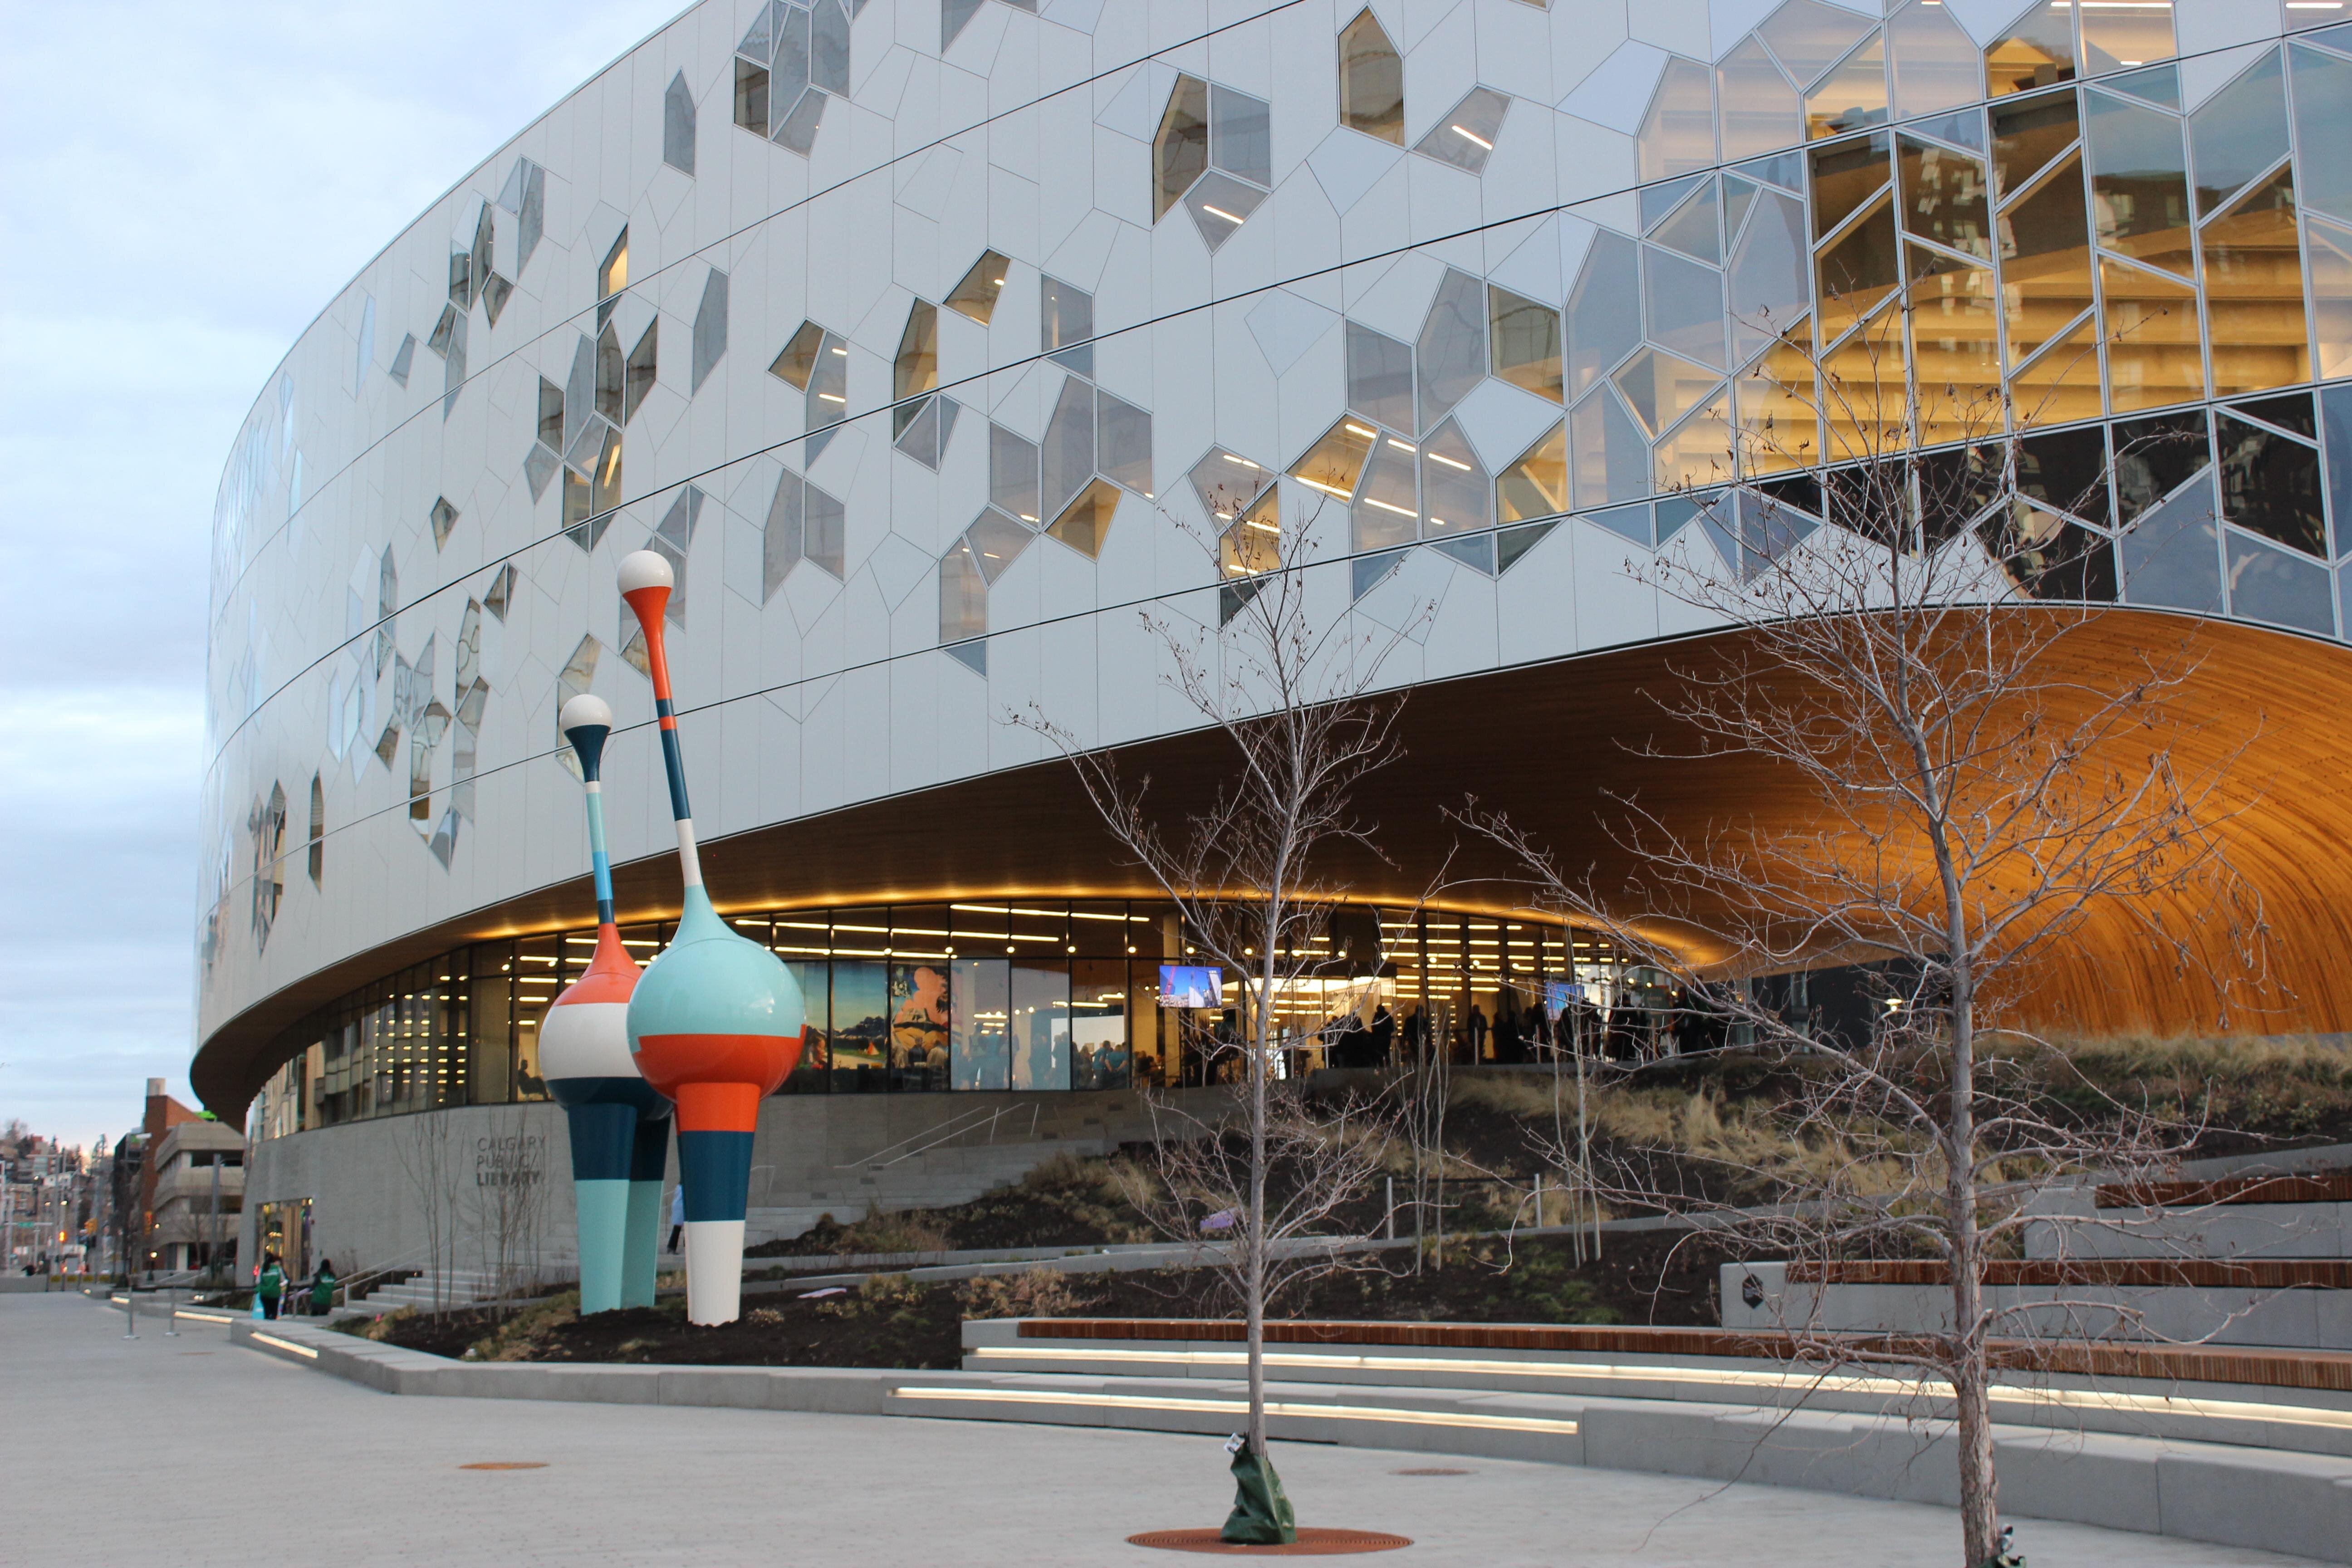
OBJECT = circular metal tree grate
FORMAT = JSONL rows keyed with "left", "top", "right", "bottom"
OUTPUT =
{"left": 1126, "top": 1529, "right": 1412, "bottom": 1555}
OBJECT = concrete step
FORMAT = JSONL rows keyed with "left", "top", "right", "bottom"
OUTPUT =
{"left": 365, "top": 1270, "right": 514, "bottom": 1311}
{"left": 230, "top": 1313, "right": 2352, "bottom": 1565}
{"left": 957, "top": 1318, "right": 2352, "bottom": 1460}
{"left": 2099, "top": 1169, "right": 2352, "bottom": 1209}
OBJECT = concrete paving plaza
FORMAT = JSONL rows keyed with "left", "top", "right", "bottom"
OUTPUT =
{"left": 1, "top": 1294, "right": 2326, "bottom": 1567}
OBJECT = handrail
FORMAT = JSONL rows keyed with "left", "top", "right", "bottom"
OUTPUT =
{"left": 834, "top": 1103, "right": 1042, "bottom": 1170}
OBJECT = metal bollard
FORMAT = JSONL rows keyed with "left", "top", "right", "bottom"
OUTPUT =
{"left": 163, "top": 1282, "right": 179, "bottom": 1337}
{"left": 122, "top": 1284, "right": 137, "bottom": 1340}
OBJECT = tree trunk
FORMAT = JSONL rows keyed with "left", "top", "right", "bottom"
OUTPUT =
{"left": 1946, "top": 1058, "right": 1998, "bottom": 1563}
{"left": 1246, "top": 973, "right": 1269, "bottom": 1460}
{"left": 1951, "top": 1344, "right": 1999, "bottom": 1565}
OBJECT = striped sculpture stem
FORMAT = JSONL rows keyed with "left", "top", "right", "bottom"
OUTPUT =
{"left": 617, "top": 549, "right": 806, "bottom": 1326}
{"left": 541, "top": 694, "right": 672, "bottom": 1314}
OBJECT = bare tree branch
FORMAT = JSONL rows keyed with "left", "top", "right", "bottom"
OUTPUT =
{"left": 1457, "top": 317, "right": 2266, "bottom": 1566}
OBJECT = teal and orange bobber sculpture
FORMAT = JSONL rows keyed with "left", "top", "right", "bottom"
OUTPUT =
{"left": 617, "top": 549, "right": 806, "bottom": 1326}
{"left": 541, "top": 694, "right": 672, "bottom": 1314}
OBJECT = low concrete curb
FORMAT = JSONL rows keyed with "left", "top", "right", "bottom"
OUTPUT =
{"left": 229, "top": 1316, "right": 1001, "bottom": 1416}
{"left": 225, "top": 1316, "right": 2352, "bottom": 1563}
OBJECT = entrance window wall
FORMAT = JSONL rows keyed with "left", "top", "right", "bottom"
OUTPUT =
{"left": 250, "top": 901, "right": 1588, "bottom": 1135}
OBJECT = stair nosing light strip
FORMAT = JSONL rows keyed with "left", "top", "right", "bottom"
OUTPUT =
{"left": 965, "top": 1349, "right": 2352, "bottom": 1431}
{"left": 887, "top": 1386, "right": 1579, "bottom": 1435}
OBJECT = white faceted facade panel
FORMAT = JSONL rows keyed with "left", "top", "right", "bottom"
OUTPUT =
{"left": 203, "top": 0, "right": 2352, "bottom": 1046}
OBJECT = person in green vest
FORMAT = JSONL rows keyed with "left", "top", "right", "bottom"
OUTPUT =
{"left": 308, "top": 1258, "right": 338, "bottom": 1317}
{"left": 256, "top": 1252, "right": 287, "bottom": 1320}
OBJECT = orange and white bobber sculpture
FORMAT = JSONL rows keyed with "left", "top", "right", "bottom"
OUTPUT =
{"left": 540, "top": 694, "right": 671, "bottom": 1315}
{"left": 616, "top": 549, "right": 806, "bottom": 1326}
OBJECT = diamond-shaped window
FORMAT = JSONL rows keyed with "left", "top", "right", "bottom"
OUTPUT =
{"left": 1155, "top": 76, "right": 1272, "bottom": 248}
{"left": 1287, "top": 417, "right": 1378, "bottom": 501}
{"left": 1496, "top": 421, "right": 1568, "bottom": 523}
{"left": 895, "top": 299, "right": 939, "bottom": 435}
{"left": 1218, "top": 485, "right": 1280, "bottom": 578}
{"left": 1412, "top": 86, "right": 1510, "bottom": 174}
{"left": 964, "top": 507, "right": 1032, "bottom": 582}
{"left": 1046, "top": 480, "right": 1119, "bottom": 558}
{"left": 770, "top": 320, "right": 825, "bottom": 389}
{"left": 990, "top": 423, "right": 1042, "bottom": 524}
{"left": 771, "top": 321, "right": 848, "bottom": 461}
{"left": 1189, "top": 447, "right": 1274, "bottom": 521}
{"left": 1339, "top": 9, "right": 1405, "bottom": 145}
{"left": 946, "top": 250, "right": 1014, "bottom": 323}
{"left": 940, "top": 541, "right": 986, "bottom": 641}
{"left": 625, "top": 321, "right": 658, "bottom": 421}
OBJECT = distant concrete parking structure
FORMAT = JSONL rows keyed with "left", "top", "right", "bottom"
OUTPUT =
{"left": 3, "top": 1293, "right": 2328, "bottom": 1568}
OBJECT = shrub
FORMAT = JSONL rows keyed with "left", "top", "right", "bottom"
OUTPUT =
{"left": 956, "top": 1266, "right": 1102, "bottom": 1320}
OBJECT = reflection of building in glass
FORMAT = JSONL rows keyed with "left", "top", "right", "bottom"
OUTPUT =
{"left": 208, "top": 4, "right": 2352, "bottom": 1260}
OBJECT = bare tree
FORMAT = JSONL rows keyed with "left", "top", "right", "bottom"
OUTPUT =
{"left": 395, "top": 1112, "right": 464, "bottom": 1319}
{"left": 468, "top": 1111, "right": 549, "bottom": 1312}
{"left": 1461, "top": 324, "right": 2264, "bottom": 1566}
{"left": 1016, "top": 482, "right": 1420, "bottom": 1496}
{"left": 1113, "top": 1080, "right": 1393, "bottom": 1313}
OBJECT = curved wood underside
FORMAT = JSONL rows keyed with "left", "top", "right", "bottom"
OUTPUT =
{"left": 193, "top": 608, "right": 2352, "bottom": 1115}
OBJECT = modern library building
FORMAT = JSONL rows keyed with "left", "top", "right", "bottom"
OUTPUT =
{"left": 204, "top": 0, "right": 2352, "bottom": 1271}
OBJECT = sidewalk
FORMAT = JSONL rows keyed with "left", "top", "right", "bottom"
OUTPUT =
{"left": 0, "top": 1292, "right": 2323, "bottom": 1568}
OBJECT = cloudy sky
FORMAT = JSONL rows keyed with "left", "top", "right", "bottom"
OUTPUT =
{"left": 0, "top": 1, "right": 672, "bottom": 1149}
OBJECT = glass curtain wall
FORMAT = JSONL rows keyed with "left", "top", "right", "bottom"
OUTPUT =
{"left": 251, "top": 899, "right": 1600, "bottom": 1136}
{"left": 1206, "top": 6, "right": 2352, "bottom": 645}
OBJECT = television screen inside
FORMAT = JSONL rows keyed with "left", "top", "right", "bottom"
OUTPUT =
{"left": 1159, "top": 964, "right": 1223, "bottom": 1009}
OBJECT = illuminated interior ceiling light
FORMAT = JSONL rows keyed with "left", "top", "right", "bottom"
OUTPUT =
{"left": 1201, "top": 204, "right": 1246, "bottom": 225}
{"left": 1344, "top": 422, "right": 1377, "bottom": 438}
{"left": 1426, "top": 450, "right": 1473, "bottom": 471}
{"left": 1449, "top": 124, "right": 1493, "bottom": 151}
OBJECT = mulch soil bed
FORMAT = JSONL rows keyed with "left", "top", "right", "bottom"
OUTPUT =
{"left": 367, "top": 1228, "right": 1736, "bottom": 1370}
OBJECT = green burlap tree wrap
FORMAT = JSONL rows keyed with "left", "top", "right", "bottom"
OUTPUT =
{"left": 1220, "top": 1441, "right": 1298, "bottom": 1546}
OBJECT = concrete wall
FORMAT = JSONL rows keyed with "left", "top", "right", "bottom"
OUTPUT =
{"left": 242, "top": 1087, "right": 1224, "bottom": 1280}
{"left": 2024, "top": 1194, "right": 2352, "bottom": 1261}
{"left": 1719, "top": 1261, "right": 2352, "bottom": 1350}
